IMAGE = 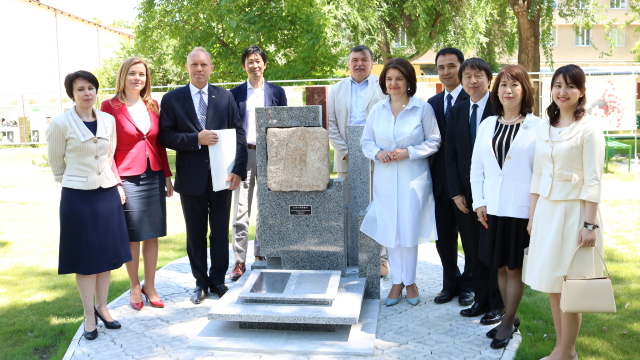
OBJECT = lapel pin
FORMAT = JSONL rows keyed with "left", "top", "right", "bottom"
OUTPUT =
{"left": 211, "top": 95, "right": 215, "bottom": 98}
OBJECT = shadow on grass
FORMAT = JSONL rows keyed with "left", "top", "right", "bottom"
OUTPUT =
{"left": 0, "top": 232, "right": 190, "bottom": 360}
{"left": 516, "top": 245, "right": 640, "bottom": 360}
{"left": 0, "top": 240, "right": 10, "bottom": 249}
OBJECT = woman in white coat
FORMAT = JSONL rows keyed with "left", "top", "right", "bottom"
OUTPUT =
{"left": 360, "top": 58, "right": 440, "bottom": 306}
{"left": 470, "top": 65, "right": 541, "bottom": 349}
{"left": 524, "top": 65, "right": 605, "bottom": 360}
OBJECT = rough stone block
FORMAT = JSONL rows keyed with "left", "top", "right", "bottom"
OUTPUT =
{"left": 358, "top": 211, "right": 380, "bottom": 299}
{"left": 266, "top": 127, "right": 330, "bottom": 192}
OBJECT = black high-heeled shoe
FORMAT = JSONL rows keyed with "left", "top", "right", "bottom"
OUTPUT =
{"left": 94, "top": 307, "right": 121, "bottom": 329}
{"left": 490, "top": 325, "right": 516, "bottom": 349}
{"left": 486, "top": 315, "right": 520, "bottom": 338}
{"left": 83, "top": 316, "right": 98, "bottom": 340}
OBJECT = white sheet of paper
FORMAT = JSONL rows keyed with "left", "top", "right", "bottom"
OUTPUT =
{"left": 208, "top": 129, "right": 237, "bottom": 192}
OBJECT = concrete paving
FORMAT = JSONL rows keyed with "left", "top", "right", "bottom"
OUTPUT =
{"left": 62, "top": 242, "right": 521, "bottom": 360}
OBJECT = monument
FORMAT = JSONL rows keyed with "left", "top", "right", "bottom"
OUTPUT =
{"left": 190, "top": 106, "right": 380, "bottom": 356}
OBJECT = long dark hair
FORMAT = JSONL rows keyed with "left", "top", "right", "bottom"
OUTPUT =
{"left": 546, "top": 64, "right": 587, "bottom": 125}
{"left": 490, "top": 65, "right": 535, "bottom": 117}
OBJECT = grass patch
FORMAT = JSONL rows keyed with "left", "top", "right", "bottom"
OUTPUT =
{"left": 515, "top": 199, "right": 640, "bottom": 360}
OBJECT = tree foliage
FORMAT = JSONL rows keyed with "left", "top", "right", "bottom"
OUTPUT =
{"left": 134, "top": 0, "right": 345, "bottom": 83}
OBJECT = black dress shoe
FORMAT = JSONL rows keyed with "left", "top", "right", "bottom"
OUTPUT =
{"left": 460, "top": 302, "right": 489, "bottom": 317}
{"left": 83, "top": 328, "right": 98, "bottom": 341}
{"left": 480, "top": 308, "right": 505, "bottom": 325}
{"left": 191, "top": 286, "right": 208, "bottom": 304}
{"left": 210, "top": 284, "right": 228, "bottom": 298}
{"left": 434, "top": 290, "right": 458, "bottom": 304}
{"left": 486, "top": 316, "right": 520, "bottom": 338}
{"left": 458, "top": 291, "right": 474, "bottom": 306}
{"left": 490, "top": 325, "right": 517, "bottom": 349}
{"left": 94, "top": 307, "right": 121, "bottom": 329}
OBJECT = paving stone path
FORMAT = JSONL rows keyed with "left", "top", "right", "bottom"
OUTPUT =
{"left": 63, "top": 242, "right": 520, "bottom": 360}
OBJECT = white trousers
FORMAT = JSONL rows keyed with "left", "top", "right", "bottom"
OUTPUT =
{"left": 386, "top": 244, "right": 418, "bottom": 286}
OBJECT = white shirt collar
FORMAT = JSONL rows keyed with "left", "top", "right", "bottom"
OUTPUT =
{"left": 445, "top": 84, "right": 463, "bottom": 100}
{"left": 350, "top": 75, "right": 372, "bottom": 85}
{"left": 471, "top": 91, "right": 490, "bottom": 107}
{"left": 247, "top": 79, "right": 265, "bottom": 91}
{"left": 189, "top": 82, "right": 208, "bottom": 96}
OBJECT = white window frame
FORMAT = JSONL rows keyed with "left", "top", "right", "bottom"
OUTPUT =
{"left": 610, "top": 0, "right": 626, "bottom": 9}
{"left": 611, "top": 26, "right": 626, "bottom": 46}
{"left": 575, "top": 27, "right": 591, "bottom": 46}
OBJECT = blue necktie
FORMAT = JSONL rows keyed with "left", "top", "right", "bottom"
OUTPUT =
{"left": 470, "top": 103, "right": 478, "bottom": 148}
{"left": 445, "top": 93, "right": 453, "bottom": 122}
{"left": 197, "top": 90, "right": 207, "bottom": 130}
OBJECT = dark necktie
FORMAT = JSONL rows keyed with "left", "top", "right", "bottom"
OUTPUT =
{"left": 445, "top": 93, "right": 453, "bottom": 122}
{"left": 197, "top": 90, "right": 207, "bottom": 130}
{"left": 470, "top": 103, "right": 478, "bottom": 148}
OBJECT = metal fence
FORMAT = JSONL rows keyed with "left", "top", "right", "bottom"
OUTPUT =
{"left": 1, "top": 74, "right": 638, "bottom": 145}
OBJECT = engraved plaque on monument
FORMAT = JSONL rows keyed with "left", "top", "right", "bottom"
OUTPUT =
{"left": 250, "top": 272, "right": 291, "bottom": 294}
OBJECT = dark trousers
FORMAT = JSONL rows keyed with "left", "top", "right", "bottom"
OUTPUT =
{"left": 456, "top": 201, "right": 503, "bottom": 309}
{"left": 180, "top": 173, "right": 232, "bottom": 288}
{"left": 434, "top": 191, "right": 473, "bottom": 293}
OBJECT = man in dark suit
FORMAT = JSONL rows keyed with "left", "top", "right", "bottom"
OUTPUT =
{"left": 445, "top": 57, "right": 504, "bottom": 324}
{"left": 427, "top": 48, "right": 473, "bottom": 306}
{"left": 228, "top": 45, "right": 287, "bottom": 281}
{"left": 158, "top": 47, "right": 248, "bottom": 304}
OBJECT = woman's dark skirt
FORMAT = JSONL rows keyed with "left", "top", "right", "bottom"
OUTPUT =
{"left": 120, "top": 165, "right": 167, "bottom": 242}
{"left": 58, "top": 186, "right": 132, "bottom": 275}
{"left": 479, "top": 214, "right": 530, "bottom": 270}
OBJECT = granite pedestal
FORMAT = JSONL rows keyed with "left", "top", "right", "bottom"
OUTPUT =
{"left": 305, "top": 86, "right": 329, "bottom": 130}
{"left": 256, "top": 106, "right": 347, "bottom": 275}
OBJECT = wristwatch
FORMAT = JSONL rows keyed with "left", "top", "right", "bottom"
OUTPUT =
{"left": 584, "top": 222, "right": 600, "bottom": 231}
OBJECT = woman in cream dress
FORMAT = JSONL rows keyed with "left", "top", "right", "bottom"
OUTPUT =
{"left": 524, "top": 65, "right": 605, "bottom": 360}
{"left": 360, "top": 58, "right": 440, "bottom": 306}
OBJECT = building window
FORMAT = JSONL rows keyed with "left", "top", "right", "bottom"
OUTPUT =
{"left": 610, "top": 0, "right": 626, "bottom": 9}
{"left": 577, "top": 0, "right": 590, "bottom": 9}
{"left": 611, "top": 26, "right": 626, "bottom": 46}
{"left": 575, "top": 27, "right": 591, "bottom": 46}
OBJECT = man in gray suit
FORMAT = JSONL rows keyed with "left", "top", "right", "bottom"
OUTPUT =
{"left": 328, "top": 45, "right": 387, "bottom": 275}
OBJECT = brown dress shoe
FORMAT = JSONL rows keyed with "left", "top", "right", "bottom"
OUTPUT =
{"left": 230, "top": 262, "right": 246, "bottom": 281}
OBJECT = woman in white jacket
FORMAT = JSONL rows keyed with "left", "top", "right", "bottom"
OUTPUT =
{"left": 470, "top": 65, "right": 541, "bottom": 349}
{"left": 360, "top": 58, "right": 440, "bottom": 306}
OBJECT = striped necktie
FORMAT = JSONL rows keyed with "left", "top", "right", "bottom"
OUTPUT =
{"left": 197, "top": 90, "right": 207, "bottom": 130}
{"left": 470, "top": 103, "right": 478, "bottom": 148}
{"left": 445, "top": 93, "right": 453, "bottom": 122}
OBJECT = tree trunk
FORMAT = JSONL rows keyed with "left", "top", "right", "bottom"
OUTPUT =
{"left": 508, "top": 0, "right": 542, "bottom": 115}
{"left": 378, "top": 27, "right": 392, "bottom": 63}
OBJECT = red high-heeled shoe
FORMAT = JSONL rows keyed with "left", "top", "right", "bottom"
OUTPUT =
{"left": 130, "top": 296, "right": 144, "bottom": 311}
{"left": 141, "top": 286, "right": 165, "bottom": 308}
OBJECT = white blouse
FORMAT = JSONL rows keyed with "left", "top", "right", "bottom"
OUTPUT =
{"left": 127, "top": 101, "right": 151, "bottom": 134}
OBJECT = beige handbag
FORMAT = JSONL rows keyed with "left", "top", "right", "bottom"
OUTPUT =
{"left": 560, "top": 246, "right": 616, "bottom": 313}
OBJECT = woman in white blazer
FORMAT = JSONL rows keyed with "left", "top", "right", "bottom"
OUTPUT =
{"left": 360, "top": 58, "right": 440, "bottom": 306}
{"left": 524, "top": 65, "right": 605, "bottom": 360}
{"left": 470, "top": 65, "right": 541, "bottom": 349}
{"left": 46, "top": 71, "right": 131, "bottom": 341}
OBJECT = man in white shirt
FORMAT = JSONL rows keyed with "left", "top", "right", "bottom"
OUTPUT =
{"left": 229, "top": 45, "right": 288, "bottom": 281}
{"left": 328, "top": 45, "right": 387, "bottom": 274}
{"left": 427, "top": 48, "right": 473, "bottom": 306}
{"left": 445, "top": 57, "right": 504, "bottom": 325}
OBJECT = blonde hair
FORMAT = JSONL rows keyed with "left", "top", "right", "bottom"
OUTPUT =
{"left": 113, "top": 57, "right": 158, "bottom": 115}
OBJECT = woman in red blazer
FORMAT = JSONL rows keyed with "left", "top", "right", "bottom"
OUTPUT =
{"left": 101, "top": 57, "right": 173, "bottom": 310}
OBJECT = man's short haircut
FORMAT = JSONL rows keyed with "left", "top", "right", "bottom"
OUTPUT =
{"left": 490, "top": 64, "right": 535, "bottom": 117}
{"left": 350, "top": 45, "right": 373, "bottom": 61}
{"left": 435, "top": 48, "right": 464, "bottom": 65}
{"left": 379, "top": 58, "right": 418, "bottom": 97}
{"left": 458, "top": 57, "right": 493, "bottom": 83}
{"left": 64, "top": 71, "right": 99, "bottom": 100}
{"left": 241, "top": 45, "right": 267, "bottom": 64}
{"left": 186, "top": 46, "right": 212, "bottom": 63}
